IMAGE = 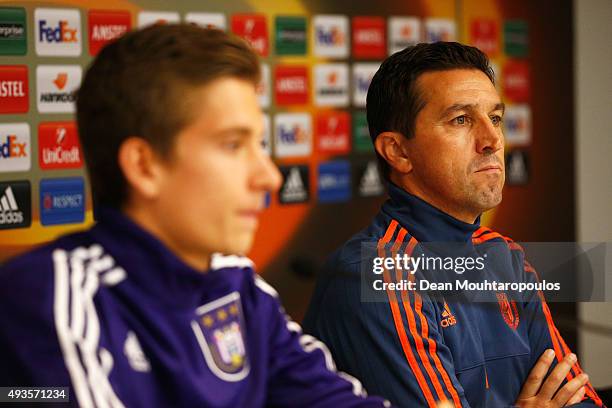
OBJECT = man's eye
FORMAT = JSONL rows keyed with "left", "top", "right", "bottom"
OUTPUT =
{"left": 223, "top": 140, "right": 242, "bottom": 150}
{"left": 491, "top": 115, "right": 503, "bottom": 126}
{"left": 453, "top": 115, "right": 468, "bottom": 125}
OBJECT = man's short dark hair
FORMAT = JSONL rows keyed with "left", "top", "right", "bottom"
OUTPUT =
{"left": 366, "top": 41, "right": 495, "bottom": 181}
{"left": 77, "top": 24, "right": 260, "bottom": 208}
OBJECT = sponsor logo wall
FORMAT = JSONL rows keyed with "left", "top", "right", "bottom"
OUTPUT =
{"left": 0, "top": 4, "right": 532, "bottom": 238}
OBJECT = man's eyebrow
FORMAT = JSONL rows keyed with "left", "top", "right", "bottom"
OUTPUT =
{"left": 440, "top": 102, "right": 505, "bottom": 118}
{"left": 215, "top": 127, "right": 253, "bottom": 137}
{"left": 440, "top": 103, "right": 474, "bottom": 118}
{"left": 493, "top": 102, "right": 505, "bottom": 114}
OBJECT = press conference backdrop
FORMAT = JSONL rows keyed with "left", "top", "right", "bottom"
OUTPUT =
{"left": 0, "top": 0, "right": 586, "bottom": 376}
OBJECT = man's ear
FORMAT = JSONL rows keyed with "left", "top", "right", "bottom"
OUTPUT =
{"left": 117, "top": 137, "right": 165, "bottom": 201}
{"left": 374, "top": 131, "right": 413, "bottom": 174}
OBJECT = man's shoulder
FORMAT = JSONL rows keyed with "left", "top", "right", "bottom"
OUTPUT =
{"left": 0, "top": 228, "right": 96, "bottom": 287}
{"left": 328, "top": 212, "right": 397, "bottom": 271}
{"left": 472, "top": 225, "right": 519, "bottom": 247}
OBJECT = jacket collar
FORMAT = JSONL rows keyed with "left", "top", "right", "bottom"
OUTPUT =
{"left": 381, "top": 182, "right": 480, "bottom": 242}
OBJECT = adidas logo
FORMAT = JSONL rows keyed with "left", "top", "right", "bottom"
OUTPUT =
{"left": 359, "top": 162, "right": 384, "bottom": 197}
{"left": 440, "top": 302, "right": 457, "bottom": 328}
{"left": 281, "top": 167, "right": 308, "bottom": 203}
{"left": 124, "top": 331, "right": 151, "bottom": 372}
{"left": 0, "top": 186, "right": 24, "bottom": 225}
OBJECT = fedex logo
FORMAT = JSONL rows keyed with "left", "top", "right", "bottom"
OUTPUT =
{"left": 279, "top": 125, "right": 308, "bottom": 143}
{"left": 0, "top": 65, "right": 28, "bottom": 113}
{"left": 39, "top": 122, "right": 83, "bottom": 169}
{"left": 39, "top": 20, "right": 77, "bottom": 43}
{"left": 35, "top": 8, "right": 81, "bottom": 56}
{"left": 424, "top": 18, "right": 455, "bottom": 43}
{"left": 275, "top": 65, "right": 309, "bottom": 106}
{"left": 313, "top": 15, "right": 348, "bottom": 58}
{"left": 317, "top": 27, "right": 345, "bottom": 45}
{"left": 503, "top": 105, "right": 531, "bottom": 146}
{"left": 316, "top": 111, "right": 350, "bottom": 154}
{"left": 274, "top": 113, "right": 312, "bottom": 158}
{"left": 352, "top": 17, "right": 386, "bottom": 59}
{"left": 231, "top": 14, "right": 268, "bottom": 56}
{"left": 353, "top": 63, "right": 379, "bottom": 107}
{"left": 0, "top": 123, "right": 30, "bottom": 173}
{"left": 0, "top": 135, "right": 26, "bottom": 158}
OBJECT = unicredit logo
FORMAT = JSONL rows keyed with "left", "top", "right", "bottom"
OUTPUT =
{"left": 0, "top": 135, "right": 27, "bottom": 158}
{"left": 39, "top": 19, "right": 78, "bottom": 43}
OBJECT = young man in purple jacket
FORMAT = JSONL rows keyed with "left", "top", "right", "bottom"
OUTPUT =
{"left": 0, "top": 24, "right": 387, "bottom": 408}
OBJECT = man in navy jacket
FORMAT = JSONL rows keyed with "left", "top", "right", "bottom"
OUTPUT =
{"left": 304, "top": 42, "right": 605, "bottom": 408}
{"left": 0, "top": 24, "right": 387, "bottom": 408}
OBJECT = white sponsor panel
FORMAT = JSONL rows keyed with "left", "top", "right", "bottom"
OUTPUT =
{"left": 35, "top": 8, "right": 82, "bottom": 56}
{"left": 138, "top": 11, "right": 180, "bottom": 28}
{"left": 262, "top": 114, "right": 271, "bottom": 156}
{"left": 314, "top": 63, "right": 349, "bottom": 107}
{"left": 0, "top": 123, "right": 30, "bottom": 173}
{"left": 184, "top": 12, "right": 226, "bottom": 30}
{"left": 388, "top": 17, "right": 421, "bottom": 54}
{"left": 313, "top": 15, "right": 349, "bottom": 58}
{"left": 424, "top": 18, "right": 456, "bottom": 42}
{"left": 36, "top": 65, "right": 82, "bottom": 114}
{"left": 274, "top": 113, "right": 312, "bottom": 158}
{"left": 257, "top": 63, "right": 270, "bottom": 108}
{"left": 353, "top": 63, "right": 380, "bottom": 107}
{"left": 503, "top": 104, "right": 531, "bottom": 146}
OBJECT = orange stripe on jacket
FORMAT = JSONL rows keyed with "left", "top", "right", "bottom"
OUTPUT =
{"left": 378, "top": 222, "right": 437, "bottom": 407}
{"left": 525, "top": 262, "right": 603, "bottom": 406}
{"left": 392, "top": 228, "right": 462, "bottom": 407}
{"left": 395, "top": 236, "right": 449, "bottom": 403}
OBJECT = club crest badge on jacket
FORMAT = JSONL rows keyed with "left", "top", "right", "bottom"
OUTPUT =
{"left": 192, "top": 291, "right": 250, "bottom": 381}
{"left": 496, "top": 292, "right": 520, "bottom": 330}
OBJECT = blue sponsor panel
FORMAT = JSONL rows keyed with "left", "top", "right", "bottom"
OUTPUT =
{"left": 40, "top": 177, "right": 85, "bottom": 225}
{"left": 317, "top": 160, "right": 351, "bottom": 203}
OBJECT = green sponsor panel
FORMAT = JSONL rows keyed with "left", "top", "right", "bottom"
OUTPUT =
{"left": 504, "top": 20, "right": 528, "bottom": 57}
{"left": 352, "top": 111, "right": 373, "bottom": 153}
{"left": 0, "top": 7, "right": 27, "bottom": 55}
{"left": 275, "top": 16, "right": 307, "bottom": 55}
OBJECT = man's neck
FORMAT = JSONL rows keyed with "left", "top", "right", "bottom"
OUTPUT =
{"left": 122, "top": 203, "right": 211, "bottom": 272}
{"left": 390, "top": 175, "right": 479, "bottom": 224}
